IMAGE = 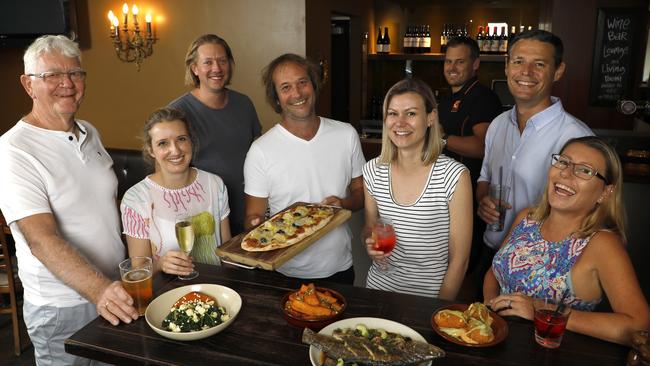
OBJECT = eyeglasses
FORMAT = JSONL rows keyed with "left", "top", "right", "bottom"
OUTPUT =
{"left": 551, "top": 154, "right": 608, "bottom": 184}
{"left": 26, "top": 70, "right": 87, "bottom": 84}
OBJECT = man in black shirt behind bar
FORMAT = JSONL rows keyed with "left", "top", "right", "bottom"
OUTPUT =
{"left": 438, "top": 36, "right": 502, "bottom": 280}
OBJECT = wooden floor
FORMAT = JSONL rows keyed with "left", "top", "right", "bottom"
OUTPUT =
{"left": 0, "top": 313, "right": 34, "bottom": 366}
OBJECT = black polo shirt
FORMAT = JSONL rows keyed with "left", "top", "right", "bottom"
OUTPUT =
{"left": 438, "top": 76, "right": 502, "bottom": 185}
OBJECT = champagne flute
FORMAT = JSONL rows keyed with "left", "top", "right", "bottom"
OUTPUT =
{"left": 372, "top": 217, "right": 397, "bottom": 274}
{"left": 175, "top": 216, "right": 198, "bottom": 280}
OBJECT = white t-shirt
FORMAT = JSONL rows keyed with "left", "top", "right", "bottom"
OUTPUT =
{"left": 244, "top": 117, "right": 365, "bottom": 278}
{"left": 120, "top": 169, "right": 230, "bottom": 265}
{"left": 0, "top": 120, "right": 125, "bottom": 307}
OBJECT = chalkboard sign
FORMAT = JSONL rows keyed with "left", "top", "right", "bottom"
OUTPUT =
{"left": 589, "top": 8, "right": 640, "bottom": 106}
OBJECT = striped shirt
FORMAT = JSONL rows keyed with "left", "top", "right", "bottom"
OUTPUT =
{"left": 363, "top": 155, "right": 467, "bottom": 297}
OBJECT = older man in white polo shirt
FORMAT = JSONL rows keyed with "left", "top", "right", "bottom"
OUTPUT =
{"left": 0, "top": 35, "right": 138, "bottom": 365}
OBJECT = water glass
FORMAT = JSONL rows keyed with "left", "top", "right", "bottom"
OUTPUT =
{"left": 487, "top": 184, "right": 510, "bottom": 232}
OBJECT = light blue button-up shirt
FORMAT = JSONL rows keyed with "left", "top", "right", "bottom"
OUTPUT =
{"left": 478, "top": 97, "right": 593, "bottom": 249}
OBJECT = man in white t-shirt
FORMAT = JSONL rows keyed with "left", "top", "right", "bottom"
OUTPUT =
{"left": 244, "top": 53, "right": 365, "bottom": 283}
{"left": 0, "top": 35, "right": 138, "bottom": 365}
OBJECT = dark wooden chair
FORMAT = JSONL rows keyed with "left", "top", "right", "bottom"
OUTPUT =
{"left": 0, "top": 214, "right": 28, "bottom": 356}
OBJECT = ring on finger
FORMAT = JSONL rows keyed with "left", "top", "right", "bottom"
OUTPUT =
{"left": 507, "top": 299, "right": 512, "bottom": 308}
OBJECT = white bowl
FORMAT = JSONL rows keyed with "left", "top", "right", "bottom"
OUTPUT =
{"left": 309, "top": 317, "right": 432, "bottom": 366}
{"left": 145, "top": 284, "right": 242, "bottom": 341}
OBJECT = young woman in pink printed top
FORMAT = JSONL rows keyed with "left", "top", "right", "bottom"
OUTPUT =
{"left": 120, "top": 107, "right": 231, "bottom": 276}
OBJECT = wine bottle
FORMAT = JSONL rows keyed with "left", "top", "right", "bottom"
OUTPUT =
{"left": 423, "top": 25, "right": 431, "bottom": 53}
{"left": 404, "top": 25, "right": 413, "bottom": 53}
{"left": 440, "top": 24, "right": 446, "bottom": 53}
{"left": 383, "top": 26, "right": 391, "bottom": 54}
{"left": 490, "top": 26, "right": 499, "bottom": 54}
{"left": 376, "top": 26, "right": 383, "bottom": 54}
{"left": 476, "top": 26, "right": 484, "bottom": 52}
{"left": 482, "top": 25, "right": 491, "bottom": 54}
{"left": 498, "top": 26, "right": 508, "bottom": 54}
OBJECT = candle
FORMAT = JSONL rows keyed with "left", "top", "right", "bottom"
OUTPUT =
{"left": 113, "top": 17, "right": 119, "bottom": 37}
{"left": 132, "top": 4, "right": 139, "bottom": 25}
{"left": 108, "top": 10, "right": 115, "bottom": 33}
{"left": 122, "top": 3, "right": 128, "bottom": 26}
{"left": 145, "top": 13, "right": 152, "bottom": 36}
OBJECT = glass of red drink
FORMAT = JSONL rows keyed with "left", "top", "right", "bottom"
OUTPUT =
{"left": 372, "top": 217, "right": 397, "bottom": 273}
{"left": 533, "top": 298, "right": 571, "bottom": 348}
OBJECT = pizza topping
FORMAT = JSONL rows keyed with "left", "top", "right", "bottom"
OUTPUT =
{"left": 241, "top": 204, "right": 336, "bottom": 252}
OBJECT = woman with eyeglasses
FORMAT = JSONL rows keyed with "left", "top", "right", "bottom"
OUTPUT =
{"left": 483, "top": 136, "right": 650, "bottom": 345}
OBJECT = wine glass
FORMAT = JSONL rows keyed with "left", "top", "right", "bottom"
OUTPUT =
{"left": 175, "top": 216, "right": 198, "bottom": 280}
{"left": 372, "top": 217, "right": 397, "bottom": 274}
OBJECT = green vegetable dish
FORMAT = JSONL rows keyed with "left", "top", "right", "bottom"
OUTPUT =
{"left": 162, "top": 295, "right": 230, "bottom": 333}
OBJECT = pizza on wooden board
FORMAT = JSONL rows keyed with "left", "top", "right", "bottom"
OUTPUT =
{"left": 241, "top": 205, "right": 336, "bottom": 252}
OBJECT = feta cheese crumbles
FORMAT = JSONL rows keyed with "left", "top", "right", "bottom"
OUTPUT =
{"left": 162, "top": 292, "right": 229, "bottom": 333}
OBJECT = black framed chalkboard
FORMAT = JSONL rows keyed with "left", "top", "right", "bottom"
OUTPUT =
{"left": 589, "top": 8, "right": 641, "bottom": 106}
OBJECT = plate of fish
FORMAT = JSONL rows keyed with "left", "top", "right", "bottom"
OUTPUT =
{"left": 431, "top": 302, "right": 508, "bottom": 347}
{"left": 303, "top": 317, "right": 445, "bottom": 366}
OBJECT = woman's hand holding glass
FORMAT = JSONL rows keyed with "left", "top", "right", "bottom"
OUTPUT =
{"left": 158, "top": 250, "right": 195, "bottom": 276}
{"left": 365, "top": 218, "right": 397, "bottom": 273}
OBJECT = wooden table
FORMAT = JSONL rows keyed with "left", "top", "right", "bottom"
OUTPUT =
{"left": 65, "top": 263, "right": 630, "bottom": 365}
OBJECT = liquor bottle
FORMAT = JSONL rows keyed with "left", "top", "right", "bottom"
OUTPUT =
{"left": 376, "top": 26, "right": 383, "bottom": 54}
{"left": 490, "top": 26, "right": 500, "bottom": 54}
{"left": 498, "top": 26, "right": 508, "bottom": 54}
{"left": 423, "top": 25, "right": 431, "bottom": 53}
{"left": 383, "top": 27, "right": 391, "bottom": 54}
{"left": 476, "top": 26, "right": 484, "bottom": 52}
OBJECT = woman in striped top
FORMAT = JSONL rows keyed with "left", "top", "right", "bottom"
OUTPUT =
{"left": 363, "top": 78, "right": 473, "bottom": 299}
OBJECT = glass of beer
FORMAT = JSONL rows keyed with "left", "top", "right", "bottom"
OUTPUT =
{"left": 372, "top": 217, "right": 397, "bottom": 274}
{"left": 119, "top": 256, "right": 153, "bottom": 316}
{"left": 175, "top": 215, "right": 198, "bottom": 280}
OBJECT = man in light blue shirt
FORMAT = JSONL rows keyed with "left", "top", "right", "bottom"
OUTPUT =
{"left": 477, "top": 30, "right": 593, "bottom": 253}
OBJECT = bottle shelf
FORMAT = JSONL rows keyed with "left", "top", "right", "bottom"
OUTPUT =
{"left": 368, "top": 53, "right": 506, "bottom": 62}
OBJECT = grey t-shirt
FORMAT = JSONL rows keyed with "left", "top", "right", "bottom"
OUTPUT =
{"left": 170, "top": 90, "right": 261, "bottom": 235}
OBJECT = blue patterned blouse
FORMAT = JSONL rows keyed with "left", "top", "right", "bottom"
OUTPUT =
{"left": 492, "top": 216, "right": 601, "bottom": 311}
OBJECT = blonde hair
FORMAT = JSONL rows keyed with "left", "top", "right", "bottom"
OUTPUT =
{"left": 378, "top": 78, "right": 442, "bottom": 165}
{"left": 530, "top": 136, "right": 627, "bottom": 242}
{"left": 183, "top": 34, "right": 234, "bottom": 87}
{"left": 142, "top": 107, "right": 196, "bottom": 167}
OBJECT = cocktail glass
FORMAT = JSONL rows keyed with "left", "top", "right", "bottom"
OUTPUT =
{"left": 372, "top": 217, "right": 397, "bottom": 274}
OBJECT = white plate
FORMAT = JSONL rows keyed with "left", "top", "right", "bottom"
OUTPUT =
{"left": 145, "top": 284, "right": 242, "bottom": 341}
{"left": 308, "top": 317, "right": 433, "bottom": 366}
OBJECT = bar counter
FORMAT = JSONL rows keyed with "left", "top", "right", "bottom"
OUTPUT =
{"left": 64, "top": 263, "right": 629, "bottom": 365}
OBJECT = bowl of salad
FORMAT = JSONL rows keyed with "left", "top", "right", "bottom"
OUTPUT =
{"left": 145, "top": 283, "right": 242, "bottom": 341}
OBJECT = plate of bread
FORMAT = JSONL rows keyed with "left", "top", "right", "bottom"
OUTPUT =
{"left": 431, "top": 302, "right": 508, "bottom": 347}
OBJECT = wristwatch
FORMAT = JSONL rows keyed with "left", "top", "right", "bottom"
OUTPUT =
{"left": 441, "top": 134, "right": 448, "bottom": 148}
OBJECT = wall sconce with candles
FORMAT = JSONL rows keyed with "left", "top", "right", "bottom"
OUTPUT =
{"left": 107, "top": 3, "right": 156, "bottom": 70}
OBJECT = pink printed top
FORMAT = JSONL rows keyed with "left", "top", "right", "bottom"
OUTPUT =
{"left": 120, "top": 168, "right": 229, "bottom": 264}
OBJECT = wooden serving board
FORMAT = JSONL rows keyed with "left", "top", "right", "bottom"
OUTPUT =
{"left": 216, "top": 203, "right": 351, "bottom": 270}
